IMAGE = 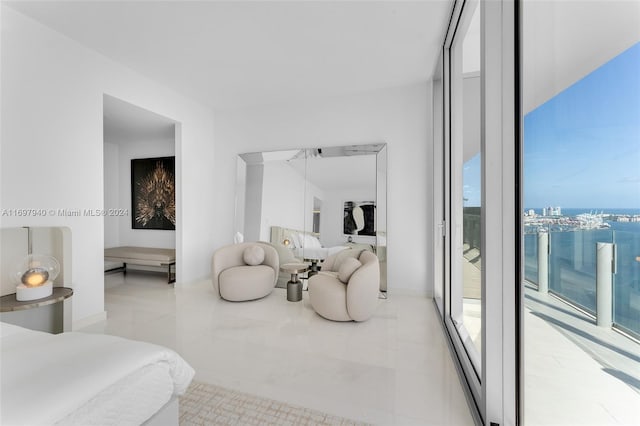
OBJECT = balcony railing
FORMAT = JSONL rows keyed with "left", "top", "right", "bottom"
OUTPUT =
{"left": 524, "top": 229, "right": 640, "bottom": 339}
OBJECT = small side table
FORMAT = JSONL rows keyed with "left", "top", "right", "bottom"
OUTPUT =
{"left": 304, "top": 258, "right": 322, "bottom": 278}
{"left": 0, "top": 287, "right": 73, "bottom": 334}
{"left": 280, "top": 263, "right": 308, "bottom": 302}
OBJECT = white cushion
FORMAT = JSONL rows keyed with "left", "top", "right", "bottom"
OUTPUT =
{"left": 309, "top": 235, "right": 323, "bottom": 248}
{"left": 338, "top": 257, "right": 362, "bottom": 283}
{"left": 290, "top": 232, "right": 301, "bottom": 248}
{"left": 243, "top": 245, "right": 265, "bottom": 266}
{"left": 303, "top": 234, "right": 322, "bottom": 249}
{"left": 219, "top": 265, "right": 274, "bottom": 301}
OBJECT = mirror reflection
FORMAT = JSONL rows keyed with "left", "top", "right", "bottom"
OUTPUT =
{"left": 235, "top": 144, "right": 387, "bottom": 292}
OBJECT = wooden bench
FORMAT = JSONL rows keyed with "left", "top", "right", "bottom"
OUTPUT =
{"left": 104, "top": 246, "right": 176, "bottom": 283}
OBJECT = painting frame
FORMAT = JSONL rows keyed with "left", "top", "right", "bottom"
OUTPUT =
{"left": 131, "top": 156, "right": 176, "bottom": 230}
{"left": 343, "top": 200, "right": 376, "bottom": 236}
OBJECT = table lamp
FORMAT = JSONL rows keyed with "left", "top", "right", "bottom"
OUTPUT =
{"left": 13, "top": 254, "right": 60, "bottom": 301}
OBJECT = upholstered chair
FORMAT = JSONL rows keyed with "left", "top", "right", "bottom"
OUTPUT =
{"left": 211, "top": 242, "right": 279, "bottom": 301}
{"left": 308, "top": 250, "right": 380, "bottom": 322}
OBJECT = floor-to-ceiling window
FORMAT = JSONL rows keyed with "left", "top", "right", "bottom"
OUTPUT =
{"left": 436, "top": 0, "right": 519, "bottom": 424}
{"left": 450, "top": 0, "right": 483, "bottom": 375}
{"left": 442, "top": 1, "right": 483, "bottom": 411}
{"left": 522, "top": 2, "right": 640, "bottom": 424}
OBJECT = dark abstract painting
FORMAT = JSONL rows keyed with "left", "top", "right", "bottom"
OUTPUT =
{"left": 131, "top": 156, "right": 176, "bottom": 230}
{"left": 343, "top": 201, "right": 376, "bottom": 236}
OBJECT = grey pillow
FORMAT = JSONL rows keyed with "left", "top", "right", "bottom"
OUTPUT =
{"left": 243, "top": 245, "right": 265, "bottom": 266}
{"left": 338, "top": 257, "right": 362, "bottom": 283}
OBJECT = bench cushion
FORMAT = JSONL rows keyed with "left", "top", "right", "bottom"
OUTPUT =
{"left": 104, "top": 246, "right": 176, "bottom": 264}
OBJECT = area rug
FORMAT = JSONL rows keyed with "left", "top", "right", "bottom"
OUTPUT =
{"left": 180, "top": 381, "right": 370, "bottom": 425}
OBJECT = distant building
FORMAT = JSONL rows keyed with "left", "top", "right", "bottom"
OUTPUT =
{"left": 543, "top": 206, "right": 561, "bottom": 216}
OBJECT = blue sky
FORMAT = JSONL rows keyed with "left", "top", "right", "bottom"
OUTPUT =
{"left": 523, "top": 42, "right": 640, "bottom": 209}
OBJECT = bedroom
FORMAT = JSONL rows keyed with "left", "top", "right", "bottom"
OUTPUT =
{"left": 0, "top": 2, "right": 445, "bottom": 424}
{"left": 3, "top": 1, "right": 638, "bottom": 425}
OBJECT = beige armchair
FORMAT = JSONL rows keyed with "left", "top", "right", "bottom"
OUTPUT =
{"left": 211, "top": 242, "right": 279, "bottom": 301}
{"left": 308, "top": 250, "right": 380, "bottom": 322}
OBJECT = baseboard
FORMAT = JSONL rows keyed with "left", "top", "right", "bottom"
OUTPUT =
{"left": 176, "top": 274, "right": 211, "bottom": 287}
{"left": 72, "top": 311, "right": 107, "bottom": 330}
{"left": 387, "top": 287, "right": 431, "bottom": 298}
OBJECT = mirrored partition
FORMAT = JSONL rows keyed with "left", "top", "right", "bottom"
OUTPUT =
{"left": 235, "top": 143, "right": 387, "bottom": 292}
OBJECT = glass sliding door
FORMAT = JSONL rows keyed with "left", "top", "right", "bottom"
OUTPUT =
{"left": 449, "top": 0, "right": 482, "bottom": 376}
{"left": 442, "top": 0, "right": 483, "bottom": 407}
{"left": 438, "top": 0, "right": 519, "bottom": 423}
{"left": 433, "top": 50, "right": 445, "bottom": 317}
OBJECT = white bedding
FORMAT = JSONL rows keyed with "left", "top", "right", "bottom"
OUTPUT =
{"left": 0, "top": 322, "right": 194, "bottom": 426}
{"left": 296, "top": 245, "right": 348, "bottom": 260}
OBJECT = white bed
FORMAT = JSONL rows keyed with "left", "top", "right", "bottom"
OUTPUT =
{"left": 269, "top": 226, "right": 348, "bottom": 260}
{"left": 0, "top": 322, "right": 194, "bottom": 426}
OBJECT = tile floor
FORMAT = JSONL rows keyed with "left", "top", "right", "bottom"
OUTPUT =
{"left": 80, "top": 272, "right": 475, "bottom": 425}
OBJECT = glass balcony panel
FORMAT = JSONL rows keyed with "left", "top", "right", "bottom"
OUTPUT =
{"left": 524, "top": 232, "right": 538, "bottom": 284}
{"left": 613, "top": 230, "right": 640, "bottom": 337}
{"left": 548, "top": 229, "right": 613, "bottom": 314}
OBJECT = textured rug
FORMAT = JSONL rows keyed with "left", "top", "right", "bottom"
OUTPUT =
{"left": 179, "top": 381, "right": 369, "bottom": 425}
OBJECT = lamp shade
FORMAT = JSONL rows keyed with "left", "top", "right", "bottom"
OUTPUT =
{"left": 13, "top": 255, "right": 59, "bottom": 301}
{"left": 13, "top": 254, "right": 60, "bottom": 287}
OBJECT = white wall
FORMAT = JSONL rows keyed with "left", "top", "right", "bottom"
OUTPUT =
{"left": 103, "top": 143, "right": 120, "bottom": 248}
{"left": 259, "top": 161, "right": 325, "bottom": 242}
{"left": 260, "top": 162, "right": 307, "bottom": 240}
{"left": 243, "top": 163, "right": 263, "bottom": 242}
{"left": 1, "top": 6, "right": 217, "bottom": 327}
{"left": 214, "top": 83, "right": 433, "bottom": 295}
{"left": 103, "top": 138, "right": 176, "bottom": 249}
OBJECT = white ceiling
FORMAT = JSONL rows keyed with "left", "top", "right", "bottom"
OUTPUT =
{"left": 8, "top": 1, "right": 453, "bottom": 111}
{"left": 103, "top": 94, "right": 175, "bottom": 144}
{"left": 522, "top": 0, "right": 640, "bottom": 114}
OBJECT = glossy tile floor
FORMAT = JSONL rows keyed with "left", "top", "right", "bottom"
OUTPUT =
{"left": 81, "top": 272, "right": 474, "bottom": 425}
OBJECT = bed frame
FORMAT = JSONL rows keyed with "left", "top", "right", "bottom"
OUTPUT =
{"left": 104, "top": 246, "right": 176, "bottom": 284}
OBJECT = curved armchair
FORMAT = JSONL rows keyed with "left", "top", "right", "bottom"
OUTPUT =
{"left": 211, "top": 242, "right": 279, "bottom": 301}
{"left": 308, "top": 250, "right": 380, "bottom": 322}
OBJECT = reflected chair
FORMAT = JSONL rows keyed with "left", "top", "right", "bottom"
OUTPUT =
{"left": 211, "top": 242, "right": 279, "bottom": 301}
{"left": 308, "top": 250, "right": 380, "bottom": 321}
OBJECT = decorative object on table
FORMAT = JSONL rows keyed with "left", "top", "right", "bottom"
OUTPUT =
{"left": 308, "top": 250, "right": 380, "bottom": 321}
{"left": 12, "top": 254, "right": 60, "bottom": 301}
{"left": 211, "top": 242, "right": 279, "bottom": 301}
{"left": 280, "top": 263, "right": 308, "bottom": 302}
{"left": 131, "top": 156, "right": 175, "bottom": 230}
{"left": 344, "top": 201, "right": 376, "bottom": 236}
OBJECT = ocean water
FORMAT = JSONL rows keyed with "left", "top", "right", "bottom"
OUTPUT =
{"left": 523, "top": 207, "right": 640, "bottom": 337}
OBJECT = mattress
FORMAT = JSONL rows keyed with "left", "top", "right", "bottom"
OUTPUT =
{"left": 0, "top": 322, "right": 194, "bottom": 425}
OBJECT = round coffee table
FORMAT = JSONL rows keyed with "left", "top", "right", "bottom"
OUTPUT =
{"left": 280, "top": 263, "right": 308, "bottom": 302}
